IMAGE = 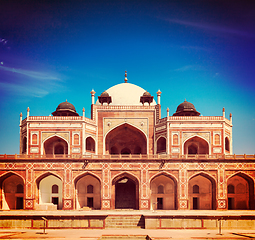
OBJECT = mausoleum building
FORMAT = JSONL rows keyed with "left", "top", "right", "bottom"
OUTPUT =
{"left": 0, "top": 72, "right": 254, "bottom": 211}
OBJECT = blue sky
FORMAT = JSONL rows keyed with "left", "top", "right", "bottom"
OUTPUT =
{"left": 0, "top": 0, "right": 254, "bottom": 154}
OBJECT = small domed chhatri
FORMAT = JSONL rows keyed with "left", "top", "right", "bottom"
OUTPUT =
{"left": 100, "top": 91, "right": 110, "bottom": 97}
{"left": 142, "top": 91, "right": 151, "bottom": 97}
{"left": 140, "top": 90, "right": 153, "bottom": 105}
{"left": 52, "top": 100, "right": 79, "bottom": 116}
{"left": 98, "top": 91, "right": 112, "bottom": 105}
{"left": 173, "top": 100, "right": 200, "bottom": 116}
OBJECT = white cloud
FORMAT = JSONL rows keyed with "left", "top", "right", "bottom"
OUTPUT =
{"left": 0, "top": 65, "right": 65, "bottom": 98}
{"left": 167, "top": 19, "right": 255, "bottom": 38}
{"left": 0, "top": 82, "right": 49, "bottom": 98}
{"left": 0, "top": 65, "right": 61, "bottom": 81}
{"left": 172, "top": 65, "right": 201, "bottom": 72}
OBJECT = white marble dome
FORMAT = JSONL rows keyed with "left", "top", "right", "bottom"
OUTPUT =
{"left": 96, "top": 82, "right": 156, "bottom": 106}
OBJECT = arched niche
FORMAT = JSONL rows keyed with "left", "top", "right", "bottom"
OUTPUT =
{"left": 43, "top": 136, "right": 68, "bottom": 155}
{"left": 112, "top": 173, "right": 139, "bottom": 210}
{"left": 227, "top": 173, "right": 255, "bottom": 210}
{"left": 150, "top": 173, "right": 177, "bottom": 210}
{"left": 184, "top": 136, "right": 209, "bottom": 155}
{"left": 36, "top": 173, "right": 63, "bottom": 209}
{"left": 0, "top": 173, "right": 24, "bottom": 210}
{"left": 105, "top": 123, "right": 147, "bottom": 155}
{"left": 188, "top": 173, "right": 216, "bottom": 210}
{"left": 156, "top": 137, "right": 166, "bottom": 154}
{"left": 86, "top": 137, "right": 95, "bottom": 153}
{"left": 22, "top": 137, "right": 27, "bottom": 154}
{"left": 225, "top": 137, "right": 230, "bottom": 152}
{"left": 74, "top": 174, "right": 101, "bottom": 209}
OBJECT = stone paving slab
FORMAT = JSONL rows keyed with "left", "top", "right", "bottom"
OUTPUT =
{"left": 0, "top": 229, "right": 255, "bottom": 240}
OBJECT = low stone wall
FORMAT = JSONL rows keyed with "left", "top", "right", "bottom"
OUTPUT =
{"left": 1, "top": 211, "right": 255, "bottom": 230}
{"left": 0, "top": 215, "right": 106, "bottom": 229}
{"left": 144, "top": 216, "right": 255, "bottom": 230}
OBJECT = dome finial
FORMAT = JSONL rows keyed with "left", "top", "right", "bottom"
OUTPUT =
{"left": 124, "top": 70, "right": 128, "bottom": 83}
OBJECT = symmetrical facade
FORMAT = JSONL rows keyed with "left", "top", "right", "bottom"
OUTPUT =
{"left": 0, "top": 72, "right": 254, "bottom": 211}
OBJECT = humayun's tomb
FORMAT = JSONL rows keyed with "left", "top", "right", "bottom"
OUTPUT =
{"left": 0, "top": 71, "right": 254, "bottom": 216}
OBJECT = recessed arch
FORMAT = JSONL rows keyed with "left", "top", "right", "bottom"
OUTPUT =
{"left": 227, "top": 172, "right": 255, "bottom": 210}
{"left": 105, "top": 123, "right": 147, "bottom": 155}
{"left": 74, "top": 172, "right": 102, "bottom": 186}
{"left": 150, "top": 172, "right": 177, "bottom": 210}
{"left": 0, "top": 171, "right": 25, "bottom": 184}
{"left": 188, "top": 172, "right": 216, "bottom": 210}
{"left": 156, "top": 136, "right": 166, "bottom": 154}
{"left": 35, "top": 172, "right": 63, "bottom": 188}
{"left": 36, "top": 172, "right": 63, "bottom": 209}
{"left": 150, "top": 171, "right": 178, "bottom": 184}
{"left": 183, "top": 136, "right": 209, "bottom": 155}
{"left": 121, "top": 147, "right": 131, "bottom": 155}
{"left": 43, "top": 135, "right": 69, "bottom": 155}
{"left": 22, "top": 137, "right": 27, "bottom": 154}
{"left": 86, "top": 136, "right": 95, "bottom": 153}
{"left": 74, "top": 172, "right": 101, "bottom": 209}
{"left": 225, "top": 137, "right": 230, "bottom": 152}
{"left": 112, "top": 172, "right": 139, "bottom": 210}
{"left": 0, "top": 172, "right": 25, "bottom": 210}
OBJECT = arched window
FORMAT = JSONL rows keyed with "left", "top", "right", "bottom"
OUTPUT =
{"left": 16, "top": 184, "right": 24, "bottom": 193}
{"left": 188, "top": 144, "right": 198, "bottom": 154}
{"left": 158, "top": 185, "right": 164, "bottom": 194}
{"left": 225, "top": 137, "right": 230, "bottom": 152}
{"left": 110, "top": 146, "right": 118, "bottom": 154}
{"left": 184, "top": 136, "right": 209, "bottom": 155}
{"left": 134, "top": 146, "right": 141, "bottom": 154}
{"left": 121, "top": 147, "right": 131, "bottom": 154}
{"left": 52, "top": 184, "right": 59, "bottom": 193}
{"left": 173, "top": 134, "right": 178, "bottom": 145}
{"left": 74, "top": 134, "right": 79, "bottom": 145}
{"left": 22, "top": 137, "right": 27, "bottom": 154}
{"left": 54, "top": 144, "right": 64, "bottom": 154}
{"left": 236, "top": 183, "right": 245, "bottom": 194}
{"left": 32, "top": 134, "right": 37, "bottom": 145}
{"left": 214, "top": 134, "right": 220, "bottom": 145}
{"left": 193, "top": 185, "right": 199, "bottom": 193}
{"left": 86, "top": 137, "right": 95, "bottom": 152}
{"left": 227, "top": 184, "right": 234, "bottom": 194}
{"left": 87, "top": 185, "right": 93, "bottom": 193}
{"left": 157, "top": 137, "right": 166, "bottom": 153}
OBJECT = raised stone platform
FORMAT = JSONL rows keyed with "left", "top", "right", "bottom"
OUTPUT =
{"left": 0, "top": 210, "right": 255, "bottom": 230}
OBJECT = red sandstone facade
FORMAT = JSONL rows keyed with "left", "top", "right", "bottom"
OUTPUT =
{"left": 0, "top": 73, "right": 254, "bottom": 211}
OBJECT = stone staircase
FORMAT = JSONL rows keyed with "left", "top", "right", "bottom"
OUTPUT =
{"left": 105, "top": 215, "right": 145, "bottom": 229}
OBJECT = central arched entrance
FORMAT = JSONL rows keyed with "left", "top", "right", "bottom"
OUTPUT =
{"left": 184, "top": 136, "right": 209, "bottom": 155}
{"left": 43, "top": 136, "right": 68, "bottom": 155}
{"left": 105, "top": 123, "right": 147, "bottom": 155}
{"left": 112, "top": 173, "right": 139, "bottom": 209}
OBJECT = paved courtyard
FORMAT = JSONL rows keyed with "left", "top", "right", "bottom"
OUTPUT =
{"left": 0, "top": 229, "right": 255, "bottom": 239}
